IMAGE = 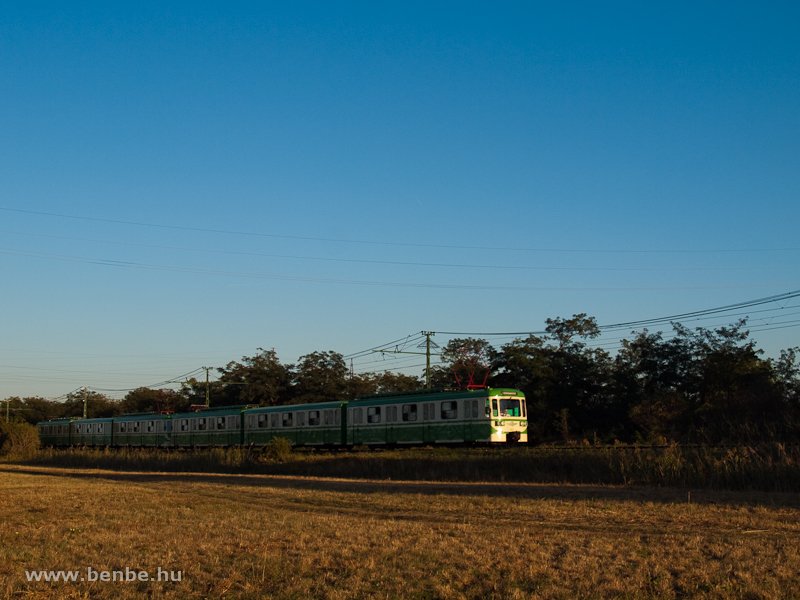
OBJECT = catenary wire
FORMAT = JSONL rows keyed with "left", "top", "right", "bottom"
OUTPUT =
{"left": 5, "top": 229, "right": 799, "bottom": 273}
{"left": 4, "top": 206, "right": 800, "bottom": 254}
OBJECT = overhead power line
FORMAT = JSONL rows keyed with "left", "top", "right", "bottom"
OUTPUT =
{"left": 4, "top": 206, "right": 800, "bottom": 254}
{"left": 435, "top": 289, "right": 800, "bottom": 336}
{"left": 5, "top": 229, "right": 800, "bottom": 273}
{"left": 4, "top": 246, "right": 798, "bottom": 293}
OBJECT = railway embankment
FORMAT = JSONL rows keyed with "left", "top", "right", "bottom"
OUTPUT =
{"left": 8, "top": 442, "right": 800, "bottom": 493}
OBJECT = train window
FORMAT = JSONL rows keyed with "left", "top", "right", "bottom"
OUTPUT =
{"left": 422, "top": 404, "right": 428, "bottom": 420}
{"left": 441, "top": 401, "right": 457, "bottom": 420}
{"left": 282, "top": 413, "right": 293, "bottom": 427}
{"left": 134, "top": 421, "right": 141, "bottom": 433}
{"left": 147, "top": 421, "right": 155, "bottom": 433}
{"left": 258, "top": 414, "right": 267, "bottom": 428}
{"left": 492, "top": 400, "right": 498, "bottom": 417}
{"left": 297, "top": 412, "right": 306, "bottom": 427}
{"left": 499, "top": 398, "right": 521, "bottom": 417}
{"left": 367, "top": 407, "right": 381, "bottom": 424}
{"left": 402, "top": 404, "right": 417, "bottom": 422}
{"left": 473, "top": 400, "right": 479, "bottom": 419}
{"left": 335, "top": 410, "right": 340, "bottom": 426}
{"left": 485, "top": 400, "right": 491, "bottom": 417}
{"left": 521, "top": 399, "right": 526, "bottom": 418}
{"left": 180, "top": 419, "right": 189, "bottom": 432}
{"left": 217, "top": 417, "right": 225, "bottom": 430}
{"left": 323, "top": 410, "right": 331, "bottom": 425}
{"left": 271, "top": 414, "right": 279, "bottom": 428}
{"left": 198, "top": 418, "right": 206, "bottom": 431}
{"left": 391, "top": 406, "right": 398, "bottom": 422}
{"left": 309, "top": 411, "right": 320, "bottom": 426}
{"left": 229, "top": 416, "right": 238, "bottom": 429}
{"left": 354, "top": 408, "right": 363, "bottom": 425}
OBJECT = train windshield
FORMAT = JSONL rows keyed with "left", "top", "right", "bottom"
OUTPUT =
{"left": 499, "top": 398, "right": 525, "bottom": 418}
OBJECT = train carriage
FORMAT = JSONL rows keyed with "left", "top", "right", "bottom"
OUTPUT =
{"left": 71, "top": 418, "right": 114, "bottom": 447}
{"left": 347, "top": 388, "right": 527, "bottom": 445}
{"left": 243, "top": 401, "right": 347, "bottom": 447}
{"left": 172, "top": 405, "right": 246, "bottom": 447}
{"left": 114, "top": 413, "right": 172, "bottom": 447}
{"left": 37, "top": 419, "right": 74, "bottom": 446}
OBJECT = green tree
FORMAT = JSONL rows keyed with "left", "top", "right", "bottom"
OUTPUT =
{"left": 2, "top": 396, "right": 60, "bottom": 425}
{"left": 293, "top": 351, "right": 349, "bottom": 404}
{"left": 61, "top": 391, "right": 119, "bottom": 419}
{"left": 120, "top": 388, "right": 188, "bottom": 414}
{"left": 217, "top": 348, "right": 293, "bottom": 406}
{"left": 614, "top": 328, "right": 694, "bottom": 441}
{"left": 429, "top": 338, "right": 497, "bottom": 389}
{"left": 495, "top": 315, "right": 613, "bottom": 442}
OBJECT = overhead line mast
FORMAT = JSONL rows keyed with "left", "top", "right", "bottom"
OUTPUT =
{"left": 372, "top": 331, "right": 440, "bottom": 389}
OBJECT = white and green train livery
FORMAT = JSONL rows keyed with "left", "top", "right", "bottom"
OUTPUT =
{"left": 347, "top": 387, "right": 527, "bottom": 444}
{"left": 37, "top": 387, "right": 527, "bottom": 447}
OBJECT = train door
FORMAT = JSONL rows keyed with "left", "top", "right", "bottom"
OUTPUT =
{"left": 386, "top": 405, "right": 397, "bottom": 445}
{"left": 423, "top": 402, "right": 436, "bottom": 444}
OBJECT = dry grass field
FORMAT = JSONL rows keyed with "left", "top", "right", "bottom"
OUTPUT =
{"left": 1, "top": 466, "right": 799, "bottom": 599}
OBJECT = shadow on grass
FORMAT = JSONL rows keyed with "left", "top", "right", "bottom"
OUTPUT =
{"left": 2, "top": 464, "right": 799, "bottom": 508}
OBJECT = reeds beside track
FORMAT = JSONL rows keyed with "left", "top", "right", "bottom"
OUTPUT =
{"left": 17, "top": 443, "right": 800, "bottom": 492}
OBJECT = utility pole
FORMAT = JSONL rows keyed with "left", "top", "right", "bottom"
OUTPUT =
{"left": 81, "top": 387, "right": 88, "bottom": 419}
{"left": 372, "top": 331, "right": 440, "bottom": 389}
{"left": 422, "top": 331, "right": 435, "bottom": 389}
{"left": 202, "top": 367, "right": 211, "bottom": 408}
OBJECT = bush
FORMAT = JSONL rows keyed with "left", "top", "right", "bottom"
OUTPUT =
{"left": 0, "top": 420, "right": 40, "bottom": 459}
{"left": 263, "top": 437, "right": 293, "bottom": 462}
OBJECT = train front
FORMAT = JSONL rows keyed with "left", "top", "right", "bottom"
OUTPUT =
{"left": 487, "top": 389, "right": 527, "bottom": 443}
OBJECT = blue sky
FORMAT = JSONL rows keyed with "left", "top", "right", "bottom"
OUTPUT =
{"left": 1, "top": 2, "right": 799, "bottom": 399}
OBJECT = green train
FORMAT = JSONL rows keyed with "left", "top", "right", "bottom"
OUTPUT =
{"left": 37, "top": 388, "right": 527, "bottom": 448}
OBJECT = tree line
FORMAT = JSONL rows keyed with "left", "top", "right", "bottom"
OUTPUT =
{"left": 6, "top": 315, "right": 800, "bottom": 444}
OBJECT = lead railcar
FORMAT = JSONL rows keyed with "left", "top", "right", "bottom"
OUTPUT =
{"left": 346, "top": 387, "right": 527, "bottom": 445}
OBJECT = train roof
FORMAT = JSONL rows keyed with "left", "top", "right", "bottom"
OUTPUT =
{"left": 244, "top": 401, "right": 347, "bottom": 413}
{"left": 350, "top": 387, "right": 524, "bottom": 405}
